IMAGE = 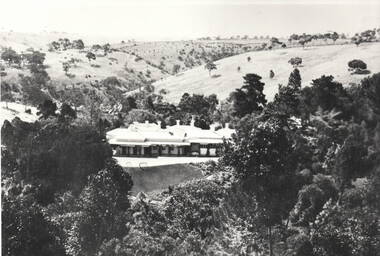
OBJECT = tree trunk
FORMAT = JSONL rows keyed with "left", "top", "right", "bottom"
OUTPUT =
{"left": 268, "top": 226, "right": 273, "bottom": 256}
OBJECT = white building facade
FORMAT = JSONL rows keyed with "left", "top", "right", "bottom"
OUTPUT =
{"left": 106, "top": 120, "right": 234, "bottom": 157}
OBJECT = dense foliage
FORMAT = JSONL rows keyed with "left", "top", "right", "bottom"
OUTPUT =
{"left": 1, "top": 50, "right": 380, "bottom": 256}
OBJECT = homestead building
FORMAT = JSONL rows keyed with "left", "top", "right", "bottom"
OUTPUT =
{"left": 106, "top": 119, "right": 234, "bottom": 157}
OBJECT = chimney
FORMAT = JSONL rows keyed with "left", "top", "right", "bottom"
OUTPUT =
{"left": 210, "top": 124, "right": 216, "bottom": 131}
{"left": 225, "top": 123, "right": 230, "bottom": 129}
{"left": 190, "top": 115, "right": 195, "bottom": 127}
{"left": 157, "top": 121, "right": 162, "bottom": 128}
{"left": 176, "top": 120, "right": 180, "bottom": 126}
{"left": 145, "top": 120, "right": 149, "bottom": 124}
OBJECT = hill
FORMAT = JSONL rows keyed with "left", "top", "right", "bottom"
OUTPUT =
{"left": 0, "top": 102, "right": 38, "bottom": 127}
{"left": 153, "top": 43, "right": 380, "bottom": 103}
{"left": 0, "top": 31, "right": 268, "bottom": 108}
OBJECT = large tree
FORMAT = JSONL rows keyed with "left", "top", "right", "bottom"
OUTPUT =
{"left": 230, "top": 73, "right": 267, "bottom": 118}
{"left": 37, "top": 99, "right": 57, "bottom": 119}
{"left": 71, "top": 160, "right": 133, "bottom": 256}
{"left": 2, "top": 181, "right": 66, "bottom": 256}
{"left": 222, "top": 115, "right": 301, "bottom": 256}
{"left": 1, "top": 47, "right": 21, "bottom": 66}
{"left": 204, "top": 61, "right": 217, "bottom": 76}
{"left": 86, "top": 52, "right": 96, "bottom": 63}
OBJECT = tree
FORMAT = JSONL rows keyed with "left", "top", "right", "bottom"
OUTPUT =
{"left": 1, "top": 47, "right": 21, "bottom": 66}
{"left": 24, "top": 50, "right": 46, "bottom": 66}
{"left": 290, "top": 174, "right": 338, "bottom": 227}
{"left": 205, "top": 61, "right": 217, "bottom": 76}
{"left": 272, "top": 84, "right": 300, "bottom": 117}
{"left": 288, "top": 68, "right": 302, "bottom": 90}
{"left": 289, "top": 57, "right": 302, "bottom": 67}
{"left": 59, "top": 103, "right": 77, "bottom": 121}
{"left": 1, "top": 117, "right": 113, "bottom": 203}
{"left": 298, "top": 35, "right": 313, "bottom": 48}
{"left": 62, "top": 61, "right": 70, "bottom": 75}
{"left": 230, "top": 73, "right": 267, "bottom": 117}
{"left": 352, "top": 36, "right": 362, "bottom": 46}
{"left": 86, "top": 52, "right": 96, "bottom": 63}
{"left": 360, "top": 29, "right": 376, "bottom": 42}
{"left": 271, "top": 66, "right": 302, "bottom": 118}
{"left": 92, "top": 44, "right": 102, "bottom": 51}
{"left": 21, "top": 76, "right": 50, "bottom": 106}
{"left": 72, "top": 39, "right": 85, "bottom": 49}
{"left": 351, "top": 73, "right": 380, "bottom": 126}
{"left": 177, "top": 93, "right": 219, "bottom": 128}
{"left": 124, "top": 109, "right": 157, "bottom": 125}
{"left": 2, "top": 183, "right": 66, "bottom": 256}
{"left": 331, "top": 32, "right": 339, "bottom": 43}
{"left": 172, "top": 64, "right": 181, "bottom": 74}
{"left": 121, "top": 96, "right": 137, "bottom": 113}
{"left": 49, "top": 41, "right": 61, "bottom": 51}
{"left": 222, "top": 115, "right": 301, "bottom": 256}
{"left": 1, "top": 81, "right": 13, "bottom": 108}
{"left": 348, "top": 59, "right": 367, "bottom": 70}
{"left": 333, "top": 125, "right": 374, "bottom": 189}
{"left": 22, "top": 51, "right": 50, "bottom": 87}
{"left": 289, "top": 34, "right": 299, "bottom": 43}
{"left": 270, "top": 37, "right": 280, "bottom": 46}
{"left": 72, "top": 160, "right": 133, "bottom": 255}
{"left": 269, "top": 70, "right": 275, "bottom": 79}
{"left": 300, "top": 75, "right": 351, "bottom": 119}
{"left": 103, "top": 43, "right": 111, "bottom": 55}
{"left": 37, "top": 99, "right": 57, "bottom": 119}
{"left": 84, "top": 89, "right": 102, "bottom": 125}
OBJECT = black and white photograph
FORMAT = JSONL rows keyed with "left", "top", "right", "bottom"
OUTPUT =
{"left": 1, "top": 0, "right": 380, "bottom": 255}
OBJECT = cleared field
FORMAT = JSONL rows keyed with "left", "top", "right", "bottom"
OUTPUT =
{"left": 154, "top": 43, "right": 380, "bottom": 103}
{"left": 125, "top": 163, "right": 203, "bottom": 194}
{"left": 0, "top": 102, "right": 38, "bottom": 127}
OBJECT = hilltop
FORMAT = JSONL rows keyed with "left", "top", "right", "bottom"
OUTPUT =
{"left": 0, "top": 31, "right": 269, "bottom": 109}
{"left": 154, "top": 43, "right": 380, "bottom": 103}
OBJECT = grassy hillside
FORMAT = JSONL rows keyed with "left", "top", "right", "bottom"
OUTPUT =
{"left": 125, "top": 164, "right": 203, "bottom": 194}
{"left": 117, "top": 39, "right": 265, "bottom": 75}
{"left": 0, "top": 32, "right": 269, "bottom": 107}
{"left": 154, "top": 43, "right": 380, "bottom": 103}
{"left": 0, "top": 32, "right": 167, "bottom": 92}
{"left": 0, "top": 102, "right": 37, "bottom": 127}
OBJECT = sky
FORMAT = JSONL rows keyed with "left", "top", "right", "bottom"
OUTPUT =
{"left": 0, "top": 0, "right": 379, "bottom": 41}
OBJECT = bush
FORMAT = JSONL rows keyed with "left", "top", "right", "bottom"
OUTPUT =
{"left": 289, "top": 57, "right": 302, "bottom": 67}
{"left": 348, "top": 59, "right": 367, "bottom": 70}
{"left": 352, "top": 69, "right": 371, "bottom": 75}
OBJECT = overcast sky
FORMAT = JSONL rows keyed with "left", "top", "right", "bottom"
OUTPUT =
{"left": 1, "top": 0, "right": 379, "bottom": 41}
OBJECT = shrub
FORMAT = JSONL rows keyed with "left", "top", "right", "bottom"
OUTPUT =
{"left": 348, "top": 59, "right": 367, "bottom": 70}
{"left": 289, "top": 57, "right": 302, "bottom": 67}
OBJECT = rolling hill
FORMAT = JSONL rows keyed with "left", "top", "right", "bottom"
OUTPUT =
{"left": 153, "top": 43, "right": 380, "bottom": 103}
{"left": 0, "top": 31, "right": 269, "bottom": 106}
{"left": 0, "top": 102, "right": 38, "bottom": 127}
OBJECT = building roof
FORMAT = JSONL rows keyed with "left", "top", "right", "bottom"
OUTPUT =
{"left": 106, "top": 121, "right": 235, "bottom": 146}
